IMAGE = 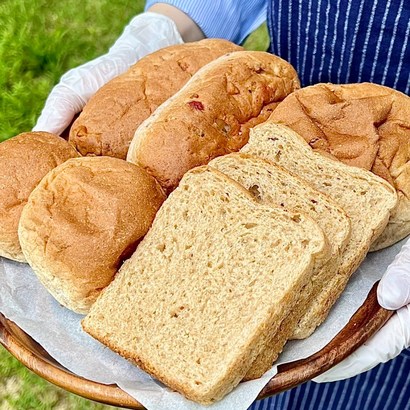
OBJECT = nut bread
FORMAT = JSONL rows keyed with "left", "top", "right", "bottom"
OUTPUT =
{"left": 127, "top": 51, "right": 300, "bottom": 192}
{"left": 69, "top": 39, "right": 242, "bottom": 159}
{"left": 241, "top": 123, "right": 398, "bottom": 337}
{"left": 209, "top": 153, "right": 350, "bottom": 378}
{"left": 82, "top": 166, "right": 328, "bottom": 404}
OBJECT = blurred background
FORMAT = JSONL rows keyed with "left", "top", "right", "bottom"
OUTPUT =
{"left": 0, "top": 0, "right": 268, "bottom": 408}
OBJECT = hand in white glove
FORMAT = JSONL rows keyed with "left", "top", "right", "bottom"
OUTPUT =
{"left": 33, "top": 12, "right": 183, "bottom": 135}
{"left": 313, "top": 238, "right": 410, "bottom": 383}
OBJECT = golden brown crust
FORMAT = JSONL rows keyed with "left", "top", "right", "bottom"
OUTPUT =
{"left": 69, "top": 39, "right": 243, "bottom": 160}
{"left": 127, "top": 51, "right": 300, "bottom": 193}
{"left": 269, "top": 82, "right": 410, "bottom": 249}
{"left": 0, "top": 132, "right": 79, "bottom": 262}
{"left": 18, "top": 157, "right": 166, "bottom": 313}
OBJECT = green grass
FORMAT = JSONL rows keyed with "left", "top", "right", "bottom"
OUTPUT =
{"left": 0, "top": 0, "right": 143, "bottom": 142}
{"left": 0, "top": 1, "right": 268, "bottom": 408}
{"left": 0, "top": 349, "right": 112, "bottom": 409}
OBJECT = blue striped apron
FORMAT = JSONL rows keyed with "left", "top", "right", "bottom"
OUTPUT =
{"left": 267, "top": 0, "right": 410, "bottom": 92}
{"left": 251, "top": 1, "right": 410, "bottom": 409}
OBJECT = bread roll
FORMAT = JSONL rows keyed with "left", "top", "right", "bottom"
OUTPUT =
{"left": 127, "top": 50, "right": 300, "bottom": 193}
{"left": 18, "top": 157, "right": 166, "bottom": 314}
{"left": 269, "top": 82, "right": 410, "bottom": 250}
{"left": 0, "top": 132, "right": 79, "bottom": 262}
{"left": 69, "top": 39, "right": 242, "bottom": 159}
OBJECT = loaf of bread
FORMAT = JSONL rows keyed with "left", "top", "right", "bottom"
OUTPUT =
{"left": 82, "top": 166, "right": 328, "bottom": 404}
{"left": 69, "top": 39, "right": 242, "bottom": 159}
{"left": 127, "top": 50, "right": 300, "bottom": 192}
{"left": 242, "top": 123, "right": 398, "bottom": 336}
{"left": 269, "top": 82, "right": 410, "bottom": 250}
{"left": 18, "top": 157, "right": 165, "bottom": 314}
{"left": 0, "top": 132, "right": 79, "bottom": 262}
{"left": 209, "top": 153, "right": 350, "bottom": 377}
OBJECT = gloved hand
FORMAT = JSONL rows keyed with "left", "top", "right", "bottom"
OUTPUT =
{"left": 313, "top": 238, "right": 410, "bottom": 382}
{"left": 33, "top": 12, "right": 183, "bottom": 135}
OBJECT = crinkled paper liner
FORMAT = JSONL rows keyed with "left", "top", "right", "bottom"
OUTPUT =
{"left": 0, "top": 238, "right": 405, "bottom": 410}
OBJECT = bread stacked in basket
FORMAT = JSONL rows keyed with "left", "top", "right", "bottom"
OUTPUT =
{"left": 2, "top": 39, "right": 410, "bottom": 404}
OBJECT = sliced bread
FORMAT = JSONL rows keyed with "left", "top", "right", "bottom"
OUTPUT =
{"left": 209, "top": 153, "right": 350, "bottom": 378}
{"left": 82, "top": 166, "right": 328, "bottom": 404}
{"left": 241, "top": 123, "right": 398, "bottom": 338}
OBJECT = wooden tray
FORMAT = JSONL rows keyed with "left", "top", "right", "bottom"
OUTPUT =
{"left": 0, "top": 282, "right": 393, "bottom": 409}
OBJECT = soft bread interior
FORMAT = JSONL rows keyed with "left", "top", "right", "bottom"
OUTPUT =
{"left": 241, "top": 122, "right": 398, "bottom": 337}
{"left": 82, "top": 166, "right": 327, "bottom": 404}
{"left": 209, "top": 153, "right": 350, "bottom": 377}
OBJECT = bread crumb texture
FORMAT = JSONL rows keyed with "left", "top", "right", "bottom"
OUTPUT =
{"left": 83, "top": 166, "right": 326, "bottom": 404}
{"left": 270, "top": 83, "right": 410, "bottom": 249}
{"left": 242, "top": 122, "right": 397, "bottom": 336}
{"left": 209, "top": 153, "right": 349, "bottom": 374}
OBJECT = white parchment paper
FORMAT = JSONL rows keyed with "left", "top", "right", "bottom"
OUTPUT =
{"left": 0, "top": 238, "right": 405, "bottom": 410}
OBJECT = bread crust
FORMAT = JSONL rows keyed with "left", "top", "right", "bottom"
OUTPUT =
{"left": 127, "top": 50, "right": 300, "bottom": 192}
{"left": 18, "top": 157, "right": 166, "bottom": 313}
{"left": 269, "top": 82, "right": 410, "bottom": 249}
{"left": 0, "top": 132, "right": 79, "bottom": 262}
{"left": 69, "top": 39, "right": 242, "bottom": 159}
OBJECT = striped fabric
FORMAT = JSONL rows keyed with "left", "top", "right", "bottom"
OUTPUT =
{"left": 145, "top": 0, "right": 410, "bottom": 94}
{"left": 267, "top": 0, "right": 410, "bottom": 92}
{"left": 250, "top": 349, "right": 410, "bottom": 410}
{"left": 144, "top": 1, "right": 410, "bottom": 408}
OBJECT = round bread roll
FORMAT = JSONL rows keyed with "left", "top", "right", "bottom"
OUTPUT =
{"left": 269, "top": 83, "right": 410, "bottom": 250}
{"left": 18, "top": 156, "right": 166, "bottom": 314}
{"left": 0, "top": 132, "right": 79, "bottom": 262}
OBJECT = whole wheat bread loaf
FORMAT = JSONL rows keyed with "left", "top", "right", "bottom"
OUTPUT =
{"left": 209, "top": 153, "right": 350, "bottom": 378}
{"left": 127, "top": 51, "right": 300, "bottom": 192}
{"left": 82, "top": 166, "right": 328, "bottom": 404}
{"left": 241, "top": 123, "right": 398, "bottom": 337}
{"left": 69, "top": 39, "right": 242, "bottom": 159}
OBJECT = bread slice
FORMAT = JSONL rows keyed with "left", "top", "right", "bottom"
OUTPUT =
{"left": 209, "top": 153, "right": 350, "bottom": 378}
{"left": 82, "top": 166, "right": 328, "bottom": 404}
{"left": 241, "top": 123, "right": 398, "bottom": 339}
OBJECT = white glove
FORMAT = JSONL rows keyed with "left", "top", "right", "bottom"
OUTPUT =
{"left": 33, "top": 12, "right": 183, "bottom": 135}
{"left": 313, "top": 238, "right": 410, "bottom": 383}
